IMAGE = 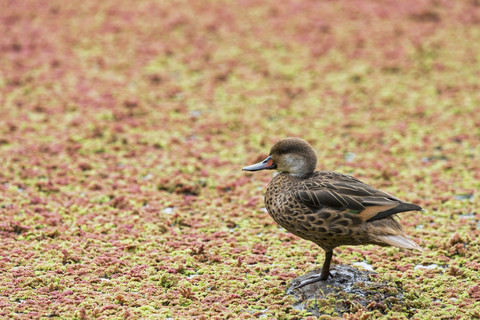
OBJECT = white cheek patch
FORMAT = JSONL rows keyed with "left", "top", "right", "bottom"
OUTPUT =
{"left": 280, "top": 155, "right": 306, "bottom": 176}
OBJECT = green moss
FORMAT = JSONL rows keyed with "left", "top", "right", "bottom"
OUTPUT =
{"left": 0, "top": 0, "right": 479, "bottom": 318}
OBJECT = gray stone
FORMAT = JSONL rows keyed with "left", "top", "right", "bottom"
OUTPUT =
{"left": 286, "top": 265, "right": 407, "bottom": 317}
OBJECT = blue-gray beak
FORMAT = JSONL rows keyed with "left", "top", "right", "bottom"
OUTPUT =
{"left": 242, "top": 155, "right": 277, "bottom": 171}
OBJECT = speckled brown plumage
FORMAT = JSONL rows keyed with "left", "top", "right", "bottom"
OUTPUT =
{"left": 243, "top": 137, "right": 422, "bottom": 283}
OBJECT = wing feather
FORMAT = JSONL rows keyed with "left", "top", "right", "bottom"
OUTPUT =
{"left": 295, "top": 171, "right": 422, "bottom": 222}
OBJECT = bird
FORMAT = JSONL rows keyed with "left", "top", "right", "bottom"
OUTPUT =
{"left": 242, "top": 137, "right": 422, "bottom": 286}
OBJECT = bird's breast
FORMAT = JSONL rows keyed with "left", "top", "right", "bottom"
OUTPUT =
{"left": 264, "top": 176, "right": 314, "bottom": 235}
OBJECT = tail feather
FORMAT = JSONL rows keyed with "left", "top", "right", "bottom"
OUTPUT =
{"left": 366, "top": 202, "right": 423, "bottom": 222}
{"left": 378, "top": 235, "right": 423, "bottom": 251}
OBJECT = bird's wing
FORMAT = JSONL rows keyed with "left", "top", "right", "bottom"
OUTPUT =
{"left": 295, "top": 171, "right": 422, "bottom": 222}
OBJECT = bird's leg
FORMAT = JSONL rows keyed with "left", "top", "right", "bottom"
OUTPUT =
{"left": 290, "top": 250, "right": 334, "bottom": 289}
{"left": 319, "top": 249, "right": 333, "bottom": 280}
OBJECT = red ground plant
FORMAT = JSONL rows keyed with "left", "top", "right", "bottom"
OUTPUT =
{"left": 0, "top": 0, "right": 479, "bottom": 318}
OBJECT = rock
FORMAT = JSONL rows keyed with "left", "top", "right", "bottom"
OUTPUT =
{"left": 286, "top": 265, "right": 407, "bottom": 317}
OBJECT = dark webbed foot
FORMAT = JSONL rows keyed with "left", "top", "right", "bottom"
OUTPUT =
{"left": 320, "top": 270, "right": 334, "bottom": 281}
{"left": 290, "top": 249, "right": 334, "bottom": 289}
{"left": 291, "top": 271, "right": 334, "bottom": 289}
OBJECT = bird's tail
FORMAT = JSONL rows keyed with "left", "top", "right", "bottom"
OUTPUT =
{"left": 378, "top": 235, "right": 423, "bottom": 251}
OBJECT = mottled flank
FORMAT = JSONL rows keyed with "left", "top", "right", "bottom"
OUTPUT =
{"left": 1, "top": 0, "right": 480, "bottom": 319}
{"left": 244, "top": 138, "right": 422, "bottom": 282}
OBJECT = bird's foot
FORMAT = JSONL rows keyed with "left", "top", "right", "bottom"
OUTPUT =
{"left": 291, "top": 271, "right": 334, "bottom": 289}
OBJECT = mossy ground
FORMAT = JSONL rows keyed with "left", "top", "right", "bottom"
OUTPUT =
{"left": 1, "top": 0, "right": 479, "bottom": 319}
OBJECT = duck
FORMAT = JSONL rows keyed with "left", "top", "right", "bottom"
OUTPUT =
{"left": 243, "top": 137, "right": 422, "bottom": 286}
